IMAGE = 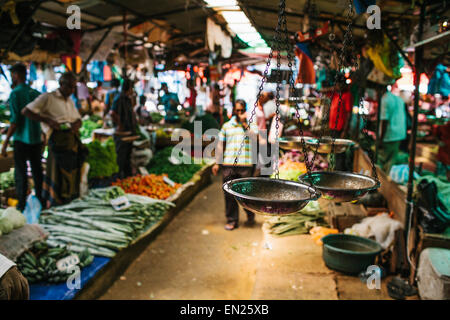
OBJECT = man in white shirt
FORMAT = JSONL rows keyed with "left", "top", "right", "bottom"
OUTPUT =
{"left": 0, "top": 253, "right": 29, "bottom": 300}
{"left": 22, "top": 72, "right": 87, "bottom": 207}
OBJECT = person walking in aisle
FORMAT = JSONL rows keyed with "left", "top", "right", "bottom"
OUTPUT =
{"left": 1, "top": 63, "right": 43, "bottom": 211}
{"left": 377, "top": 82, "right": 407, "bottom": 172}
{"left": 212, "top": 99, "right": 259, "bottom": 230}
{"left": 22, "top": 72, "right": 87, "bottom": 208}
{"left": 110, "top": 79, "right": 138, "bottom": 179}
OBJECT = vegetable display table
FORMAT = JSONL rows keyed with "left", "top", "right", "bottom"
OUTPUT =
{"left": 73, "top": 162, "right": 213, "bottom": 300}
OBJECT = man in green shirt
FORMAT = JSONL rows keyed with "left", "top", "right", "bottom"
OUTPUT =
{"left": 1, "top": 63, "right": 43, "bottom": 211}
{"left": 377, "top": 83, "right": 407, "bottom": 172}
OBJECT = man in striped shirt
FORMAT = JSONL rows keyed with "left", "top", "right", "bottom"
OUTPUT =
{"left": 212, "top": 99, "right": 259, "bottom": 230}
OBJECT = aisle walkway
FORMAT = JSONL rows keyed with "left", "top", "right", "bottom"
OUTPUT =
{"left": 101, "top": 174, "right": 263, "bottom": 299}
{"left": 101, "top": 175, "right": 391, "bottom": 300}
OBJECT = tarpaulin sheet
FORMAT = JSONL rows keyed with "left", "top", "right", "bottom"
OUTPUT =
{"left": 29, "top": 256, "right": 110, "bottom": 300}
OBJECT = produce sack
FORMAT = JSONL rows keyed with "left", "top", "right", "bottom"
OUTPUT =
{"left": 23, "top": 194, "right": 42, "bottom": 224}
{"left": 0, "top": 224, "right": 48, "bottom": 261}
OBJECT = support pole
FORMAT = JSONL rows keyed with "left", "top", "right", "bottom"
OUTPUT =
{"left": 375, "top": 87, "right": 383, "bottom": 163}
{"left": 405, "top": 1, "right": 426, "bottom": 251}
{"left": 122, "top": 10, "right": 128, "bottom": 79}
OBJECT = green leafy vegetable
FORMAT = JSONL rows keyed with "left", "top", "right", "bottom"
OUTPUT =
{"left": 147, "top": 146, "right": 204, "bottom": 184}
{"left": 86, "top": 138, "right": 119, "bottom": 179}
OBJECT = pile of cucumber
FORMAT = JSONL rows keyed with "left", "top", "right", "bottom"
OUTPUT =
{"left": 16, "top": 241, "right": 94, "bottom": 284}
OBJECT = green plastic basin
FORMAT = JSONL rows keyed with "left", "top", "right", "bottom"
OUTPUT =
{"left": 322, "top": 234, "right": 383, "bottom": 274}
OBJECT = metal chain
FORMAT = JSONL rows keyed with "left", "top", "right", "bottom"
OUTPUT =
{"left": 230, "top": 0, "right": 284, "bottom": 176}
{"left": 278, "top": 1, "right": 318, "bottom": 196}
{"left": 273, "top": 0, "right": 285, "bottom": 179}
{"left": 279, "top": 2, "right": 313, "bottom": 175}
{"left": 329, "top": 0, "right": 355, "bottom": 170}
{"left": 358, "top": 93, "right": 380, "bottom": 183}
{"left": 340, "top": 0, "right": 379, "bottom": 184}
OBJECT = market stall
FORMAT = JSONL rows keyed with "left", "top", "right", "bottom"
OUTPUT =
{"left": 21, "top": 153, "right": 214, "bottom": 300}
{"left": 0, "top": 0, "right": 449, "bottom": 303}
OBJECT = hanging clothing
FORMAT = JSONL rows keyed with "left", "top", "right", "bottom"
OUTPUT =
{"left": 354, "top": 0, "right": 376, "bottom": 14}
{"left": 43, "top": 66, "right": 56, "bottom": 81}
{"left": 428, "top": 64, "right": 450, "bottom": 96}
{"left": 29, "top": 63, "right": 37, "bottom": 82}
{"left": 295, "top": 44, "right": 316, "bottom": 84}
{"left": 329, "top": 91, "right": 353, "bottom": 132}
{"left": 186, "top": 88, "right": 197, "bottom": 108}
{"left": 103, "top": 65, "right": 112, "bottom": 82}
{"left": 366, "top": 36, "right": 403, "bottom": 79}
{"left": 61, "top": 55, "right": 82, "bottom": 74}
{"left": 89, "top": 61, "right": 105, "bottom": 82}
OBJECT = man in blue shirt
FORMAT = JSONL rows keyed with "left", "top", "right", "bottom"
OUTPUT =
{"left": 377, "top": 83, "right": 407, "bottom": 172}
{"left": 159, "top": 82, "right": 180, "bottom": 123}
{"left": 1, "top": 64, "right": 43, "bottom": 211}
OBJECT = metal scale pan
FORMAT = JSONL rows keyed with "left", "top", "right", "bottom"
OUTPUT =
{"left": 279, "top": 136, "right": 356, "bottom": 154}
{"left": 298, "top": 171, "right": 380, "bottom": 202}
{"left": 223, "top": 177, "right": 321, "bottom": 216}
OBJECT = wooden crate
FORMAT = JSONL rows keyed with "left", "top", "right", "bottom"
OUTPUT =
{"left": 327, "top": 202, "right": 368, "bottom": 232}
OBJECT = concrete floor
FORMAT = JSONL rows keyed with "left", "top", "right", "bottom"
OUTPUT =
{"left": 101, "top": 175, "right": 392, "bottom": 300}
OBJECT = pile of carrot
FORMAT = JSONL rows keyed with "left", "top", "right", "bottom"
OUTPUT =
{"left": 112, "top": 174, "right": 181, "bottom": 200}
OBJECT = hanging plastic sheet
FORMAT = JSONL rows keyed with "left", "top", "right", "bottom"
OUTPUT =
{"left": 89, "top": 61, "right": 105, "bottom": 82}
{"left": 206, "top": 18, "right": 232, "bottom": 59}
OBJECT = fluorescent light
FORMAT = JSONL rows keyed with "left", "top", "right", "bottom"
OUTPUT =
{"left": 220, "top": 11, "right": 250, "bottom": 24}
{"left": 204, "top": 0, "right": 237, "bottom": 7}
{"left": 228, "top": 24, "right": 257, "bottom": 34}
{"left": 247, "top": 39, "right": 267, "bottom": 46}
{"left": 237, "top": 33, "right": 262, "bottom": 42}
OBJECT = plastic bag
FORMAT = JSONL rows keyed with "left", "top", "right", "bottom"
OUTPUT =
{"left": 416, "top": 179, "right": 449, "bottom": 233}
{"left": 345, "top": 213, "right": 403, "bottom": 249}
{"left": 23, "top": 194, "right": 42, "bottom": 224}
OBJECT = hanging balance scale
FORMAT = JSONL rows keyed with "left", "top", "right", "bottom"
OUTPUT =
{"left": 295, "top": 0, "right": 380, "bottom": 202}
{"left": 223, "top": 0, "right": 380, "bottom": 212}
{"left": 223, "top": 0, "right": 321, "bottom": 216}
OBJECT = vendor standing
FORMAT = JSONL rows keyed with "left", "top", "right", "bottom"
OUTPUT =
{"left": 159, "top": 82, "right": 180, "bottom": 123}
{"left": 22, "top": 72, "right": 87, "bottom": 208}
{"left": 212, "top": 100, "right": 259, "bottom": 231}
{"left": 377, "top": 83, "right": 407, "bottom": 172}
{"left": 110, "top": 79, "right": 138, "bottom": 179}
{"left": 1, "top": 63, "right": 43, "bottom": 212}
